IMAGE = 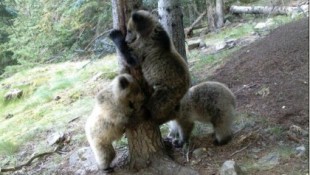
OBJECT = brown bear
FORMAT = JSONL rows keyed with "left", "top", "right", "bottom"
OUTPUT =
{"left": 85, "top": 73, "right": 144, "bottom": 172}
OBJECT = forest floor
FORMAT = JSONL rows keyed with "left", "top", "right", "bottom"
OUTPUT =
{"left": 173, "top": 17, "right": 309, "bottom": 175}
{"left": 0, "top": 17, "right": 308, "bottom": 175}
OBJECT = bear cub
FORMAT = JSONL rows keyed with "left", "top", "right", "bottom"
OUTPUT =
{"left": 167, "top": 81, "right": 236, "bottom": 147}
{"left": 109, "top": 10, "right": 190, "bottom": 124}
{"left": 85, "top": 73, "right": 144, "bottom": 172}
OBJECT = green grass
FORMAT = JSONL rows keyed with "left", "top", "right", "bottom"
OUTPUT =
{"left": 190, "top": 46, "right": 241, "bottom": 73}
{"left": 0, "top": 55, "right": 118, "bottom": 159}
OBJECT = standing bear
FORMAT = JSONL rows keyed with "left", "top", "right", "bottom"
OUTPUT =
{"left": 85, "top": 73, "right": 144, "bottom": 172}
{"left": 109, "top": 10, "right": 191, "bottom": 124}
{"left": 167, "top": 81, "right": 236, "bottom": 147}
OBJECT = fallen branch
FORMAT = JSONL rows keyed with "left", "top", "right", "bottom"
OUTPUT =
{"left": 0, "top": 145, "right": 62, "bottom": 173}
{"left": 230, "top": 5, "right": 308, "bottom": 15}
{"left": 185, "top": 10, "right": 207, "bottom": 37}
{"left": 84, "top": 29, "right": 113, "bottom": 51}
{"left": 230, "top": 143, "right": 252, "bottom": 157}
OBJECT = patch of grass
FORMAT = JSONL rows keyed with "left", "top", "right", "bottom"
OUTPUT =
{"left": 205, "top": 23, "right": 254, "bottom": 43}
{"left": 0, "top": 140, "right": 19, "bottom": 156}
{"left": 269, "top": 126, "right": 284, "bottom": 136}
{"left": 114, "top": 135, "right": 128, "bottom": 148}
{"left": 0, "top": 55, "right": 118, "bottom": 159}
{"left": 190, "top": 47, "right": 241, "bottom": 73}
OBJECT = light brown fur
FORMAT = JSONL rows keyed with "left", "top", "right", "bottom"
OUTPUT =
{"left": 125, "top": 10, "right": 190, "bottom": 124}
{"left": 168, "top": 81, "right": 236, "bottom": 146}
{"left": 85, "top": 74, "right": 144, "bottom": 171}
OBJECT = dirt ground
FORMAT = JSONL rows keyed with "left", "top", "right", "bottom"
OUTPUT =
{"left": 211, "top": 17, "right": 309, "bottom": 128}
{"left": 172, "top": 17, "right": 309, "bottom": 175}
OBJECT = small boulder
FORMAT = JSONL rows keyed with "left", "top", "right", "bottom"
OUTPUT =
{"left": 220, "top": 160, "right": 243, "bottom": 175}
{"left": 295, "top": 145, "right": 306, "bottom": 157}
{"left": 47, "top": 131, "right": 65, "bottom": 146}
{"left": 192, "top": 147, "right": 207, "bottom": 159}
{"left": 4, "top": 89, "right": 23, "bottom": 101}
{"left": 256, "top": 152, "right": 279, "bottom": 170}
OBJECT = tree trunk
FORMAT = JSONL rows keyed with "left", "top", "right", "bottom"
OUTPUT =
{"left": 215, "top": 0, "right": 224, "bottom": 28}
{"left": 158, "top": 0, "right": 187, "bottom": 62}
{"left": 207, "top": 0, "right": 216, "bottom": 32}
{"left": 126, "top": 120, "right": 166, "bottom": 170}
{"left": 230, "top": 5, "right": 308, "bottom": 15}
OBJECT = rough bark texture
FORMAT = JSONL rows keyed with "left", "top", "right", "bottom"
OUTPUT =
{"left": 230, "top": 5, "right": 308, "bottom": 15}
{"left": 126, "top": 120, "right": 166, "bottom": 170}
{"left": 215, "top": 0, "right": 224, "bottom": 28}
{"left": 207, "top": 0, "right": 216, "bottom": 32}
{"left": 158, "top": 0, "right": 187, "bottom": 61}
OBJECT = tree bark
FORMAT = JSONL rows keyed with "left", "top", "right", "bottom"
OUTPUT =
{"left": 230, "top": 5, "right": 307, "bottom": 15}
{"left": 158, "top": 0, "right": 187, "bottom": 62}
{"left": 207, "top": 0, "right": 216, "bottom": 32}
{"left": 126, "top": 120, "right": 166, "bottom": 170}
{"left": 215, "top": 0, "right": 224, "bottom": 28}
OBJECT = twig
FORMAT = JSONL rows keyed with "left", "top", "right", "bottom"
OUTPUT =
{"left": 233, "top": 83, "right": 256, "bottom": 94}
{"left": 68, "top": 116, "right": 80, "bottom": 123}
{"left": 0, "top": 145, "right": 62, "bottom": 173}
{"left": 84, "top": 29, "right": 113, "bottom": 51}
{"left": 230, "top": 143, "right": 251, "bottom": 157}
{"left": 287, "top": 133, "right": 301, "bottom": 143}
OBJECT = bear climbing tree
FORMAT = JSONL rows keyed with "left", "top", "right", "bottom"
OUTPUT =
{"left": 110, "top": 0, "right": 198, "bottom": 174}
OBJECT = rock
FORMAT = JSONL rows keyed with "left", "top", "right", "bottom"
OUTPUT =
{"left": 91, "top": 72, "right": 103, "bottom": 82}
{"left": 54, "top": 95, "right": 61, "bottom": 101}
{"left": 254, "top": 19, "right": 274, "bottom": 29}
{"left": 47, "top": 131, "right": 65, "bottom": 145}
{"left": 199, "top": 40, "right": 207, "bottom": 49}
{"left": 69, "top": 147, "right": 98, "bottom": 173}
{"left": 192, "top": 147, "right": 207, "bottom": 159}
{"left": 225, "top": 39, "right": 237, "bottom": 49}
{"left": 256, "top": 152, "right": 279, "bottom": 170}
{"left": 4, "top": 89, "right": 23, "bottom": 101}
{"left": 295, "top": 145, "right": 306, "bottom": 157}
{"left": 5, "top": 113, "right": 14, "bottom": 119}
{"left": 225, "top": 20, "right": 232, "bottom": 26}
{"left": 188, "top": 42, "right": 200, "bottom": 50}
{"left": 220, "top": 160, "right": 243, "bottom": 175}
{"left": 215, "top": 42, "right": 227, "bottom": 51}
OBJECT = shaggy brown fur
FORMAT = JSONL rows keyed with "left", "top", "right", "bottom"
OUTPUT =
{"left": 168, "top": 81, "right": 236, "bottom": 146}
{"left": 85, "top": 74, "right": 144, "bottom": 172}
{"left": 110, "top": 10, "right": 190, "bottom": 124}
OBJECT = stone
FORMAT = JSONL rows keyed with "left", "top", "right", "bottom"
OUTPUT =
{"left": 4, "top": 89, "right": 23, "bottom": 101}
{"left": 220, "top": 160, "right": 243, "bottom": 175}
{"left": 69, "top": 147, "right": 98, "bottom": 173}
{"left": 256, "top": 152, "right": 279, "bottom": 170}
{"left": 47, "top": 131, "right": 65, "bottom": 146}
{"left": 5, "top": 113, "right": 14, "bottom": 119}
{"left": 295, "top": 145, "right": 306, "bottom": 157}
{"left": 254, "top": 19, "right": 274, "bottom": 29}
{"left": 192, "top": 147, "right": 207, "bottom": 159}
{"left": 215, "top": 42, "right": 227, "bottom": 51}
{"left": 91, "top": 72, "right": 104, "bottom": 82}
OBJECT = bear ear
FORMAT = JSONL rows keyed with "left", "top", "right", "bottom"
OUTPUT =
{"left": 119, "top": 76, "right": 129, "bottom": 89}
{"left": 132, "top": 11, "right": 145, "bottom": 23}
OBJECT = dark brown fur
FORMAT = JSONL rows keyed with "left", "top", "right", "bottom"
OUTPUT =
{"left": 125, "top": 10, "right": 191, "bottom": 124}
